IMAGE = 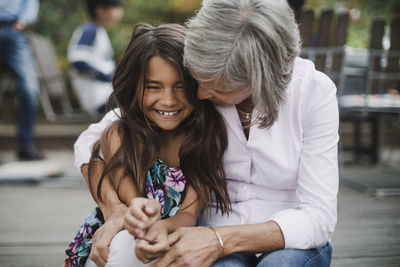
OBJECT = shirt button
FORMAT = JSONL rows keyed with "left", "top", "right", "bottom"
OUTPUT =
{"left": 243, "top": 186, "right": 248, "bottom": 191}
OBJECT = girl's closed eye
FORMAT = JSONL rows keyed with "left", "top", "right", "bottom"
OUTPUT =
{"left": 146, "top": 85, "right": 161, "bottom": 90}
{"left": 145, "top": 80, "right": 162, "bottom": 90}
{"left": 175, "top": 83, "right": 184, "bottom": 90}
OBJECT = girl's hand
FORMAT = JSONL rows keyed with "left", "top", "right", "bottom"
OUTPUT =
{"left": 135, "top": 221, "right": 169, "bottom": 263}
{"left": 123, "top": 197, "right": 161, "bottom": 238}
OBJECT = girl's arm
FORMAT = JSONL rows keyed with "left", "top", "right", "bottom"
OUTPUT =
{"left": 82, "top": 162, "right": 127, "bottom": 221}
{"left": 134, "top": 185, "right": 202, "bottom": 264}
{"left": 99, "top": 124, "right": 139, "bottom": 205}
{"left": 75, "top": 110, "right": 122, "bottom": 220}
{"left": 124, "top": 184, "right": 202, "bottom": 239}
{"left": 160, "top": 185, "right": 202, "bottom": 233}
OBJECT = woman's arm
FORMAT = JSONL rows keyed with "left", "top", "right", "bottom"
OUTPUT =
{"left": 82, "top": 163, "right": 127, "bottom": 221}
{"left": 102, "top": 125, "right": 202, "bottom": 236}
{"left": 74, "top": 110, "right": 119, "bottom": 175}
{"left": 82, "top": 122, "right": 138, "bottom": 266}
{"left": 209, "top": 222, "right": 284, "bottom": 254}
{"left": 153, "top": 222, "right": 284, "bottom": 266}
{"left": 98, "top": 123, "right": 142, "bottom": 205}
{"left": 82, "top": 161, "right": 128, "bottom": 267}
{"left": 269, "top": 77, "right": 339, "bottom": 249}
{"left": 74, "top": 110, "right": 126, "bottom": 220}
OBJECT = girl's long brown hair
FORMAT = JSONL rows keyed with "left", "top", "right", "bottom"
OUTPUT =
{"left": 89, "top": 24, "right": 231, "bottom": 215}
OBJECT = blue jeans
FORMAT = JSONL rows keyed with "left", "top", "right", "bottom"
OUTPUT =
{"left": 0, "top": 24, "right": 39, "bottom": 149}
{"left": 212, "top": 243, "right": 332, "bottom": 267}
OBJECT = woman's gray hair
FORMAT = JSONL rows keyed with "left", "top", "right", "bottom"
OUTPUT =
{"left": 184, "top": 0, "right": 300, "bottom": 128}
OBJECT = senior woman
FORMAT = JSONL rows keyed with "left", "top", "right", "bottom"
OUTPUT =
{"left": 74, "top": 0, "right": 339, "bottom": 266}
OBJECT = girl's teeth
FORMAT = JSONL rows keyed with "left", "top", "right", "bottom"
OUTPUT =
{"left": 159, "top": 111, "right": 178, "bottom": 116}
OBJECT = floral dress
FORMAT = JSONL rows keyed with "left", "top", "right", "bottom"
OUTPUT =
{"left": 64, "top": 159, "right": 187, "bottom": 267}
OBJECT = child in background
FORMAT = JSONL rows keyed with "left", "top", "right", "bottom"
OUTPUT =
{"left": 65, "top": 24, "right": 231, "bottom": 266}
{"left": 68, "top": 0, "right": 123, "bottom": 115}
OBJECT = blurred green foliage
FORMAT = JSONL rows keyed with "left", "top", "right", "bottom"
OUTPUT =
{"left": 29, "top": 0, "right": 398, "bottom": 70}
{"left": 30, "top": 0, "right": 202, "bottom": 70}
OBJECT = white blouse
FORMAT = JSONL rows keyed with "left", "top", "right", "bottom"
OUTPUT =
{"left": 73, "top": 57, "right": 339, "bottom": 250}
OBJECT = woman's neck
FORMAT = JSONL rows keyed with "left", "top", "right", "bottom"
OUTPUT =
{"left": 236, "top": 96, "right": 254, "bottom": 113}
{"left": 236, "top": 96, "right": 254, "bottom": 138}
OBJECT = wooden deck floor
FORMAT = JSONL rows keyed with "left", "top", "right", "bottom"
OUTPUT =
{"left": 0, "top": 150, "right": 399, "bottom": 266}
{"left": 331, "top": 186, "right": 400, "bottom": 266}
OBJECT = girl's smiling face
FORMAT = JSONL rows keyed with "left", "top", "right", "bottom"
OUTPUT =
{"left": 142, "top": 55, "right": 194, "bottom": 132}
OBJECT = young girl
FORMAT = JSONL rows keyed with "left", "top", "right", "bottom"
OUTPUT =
{"left": 65, "top": 23, "right": 231, "bottom": 266}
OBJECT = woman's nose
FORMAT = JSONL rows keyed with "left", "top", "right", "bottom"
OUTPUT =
{"left": 197, "top": 86, "right": 212, "bottom": 100}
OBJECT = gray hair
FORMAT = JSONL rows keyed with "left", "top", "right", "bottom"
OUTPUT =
{"left": 184, "top": 0, "right": 300, "bottom": 128}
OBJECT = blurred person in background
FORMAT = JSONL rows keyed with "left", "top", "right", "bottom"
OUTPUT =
{"left": 68, "top": 0, "right": 123, "bottom": 116}
{"left": 0, "top": 0, "right": 44, "bottom": 160}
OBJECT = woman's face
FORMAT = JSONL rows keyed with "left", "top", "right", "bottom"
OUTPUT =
{"left": 195, "top": 78, "right": 252, "bottom": 105}
{"left": 142, "top": 56, "right": 194, "bottom": 132}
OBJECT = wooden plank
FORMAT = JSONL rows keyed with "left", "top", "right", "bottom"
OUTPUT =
{"left": 315, "top": 8, "right": 333, "bottom": 71}
{"left": 331, "top": 184, "right": 400, "bottom": 262}
{"left": 385, "top": 15, "right": 400, "bottom": 91}
{"left": 369, "top": 18, "right": 385, "bottom": 50}
{"left": 369, "top": 18, "right": 385, "bottom": 93}
{"left": 331, "top": 11, "right": 349, "bottom": 85}
{"left": 0, "top": 245, "right": 67, "bottom": 266}
{"left": 299, "top": 7, "right": 314, "bottom": 48}
{"left": 332, "top": 256, "right": 400, "bottom": 267}
{"left": 0, "top": 186, "right": 95, "bottom": 245}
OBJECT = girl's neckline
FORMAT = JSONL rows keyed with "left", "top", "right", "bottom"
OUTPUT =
{"left": 156, "top": 158, "right": 181, "bottom": 170}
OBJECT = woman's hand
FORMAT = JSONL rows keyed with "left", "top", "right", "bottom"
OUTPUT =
{"left": 123, "top": 197, "right": 161, "bottom": 238}
{"left": 135, "top": 221, "right": 170, "bottom": 263}
{"left": 152, "top": 227, "right": 223, "bottom": 267}
{"left": 89, "top": 204, "right": 127, "bottom": 267}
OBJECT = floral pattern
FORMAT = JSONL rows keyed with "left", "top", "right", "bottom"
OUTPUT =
{"left": 64, "top": 159, "right": 186, "bottom": 266}
{"left": 147, "top": 159, "right": 186, "bottom": 219}
{"left": 64, "top": 208, "right": 104, "bottom": 267}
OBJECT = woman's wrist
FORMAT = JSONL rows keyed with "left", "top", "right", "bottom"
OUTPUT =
{"left": 208, "top": 222, "right": 285, "bottom": 256}
{"left": 208, "top": 227, "right": 224, "bottom": 258}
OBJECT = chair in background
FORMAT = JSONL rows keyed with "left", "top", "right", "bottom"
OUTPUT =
{"left": 339, "top": 15, "right": 400, "bottom": 165}
{"left": 26, "top": 32, "right": 96, "bottom": 122}
{"left": 366, "top": 16, "right": 400, "bottom": 169}
{"left": 299, "top": 7, "right": 349, "bottom": 94}
{"left": 366, "top": 16, "right": 400, "bottom": 95}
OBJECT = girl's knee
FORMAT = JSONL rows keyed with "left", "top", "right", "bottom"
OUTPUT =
{"left": 106, "top": 230, "right": 142, "bottom": 267}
